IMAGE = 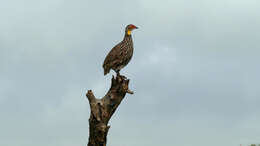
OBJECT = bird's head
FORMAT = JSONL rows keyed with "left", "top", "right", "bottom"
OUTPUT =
{"left": 125, "top": 24, "right": 138, "bottom": 35}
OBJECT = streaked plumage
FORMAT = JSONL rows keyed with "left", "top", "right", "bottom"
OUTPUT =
{"left": 103, "top": 24, "right": 138, "bottom": 75}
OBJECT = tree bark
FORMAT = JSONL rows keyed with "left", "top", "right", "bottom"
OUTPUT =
{"left": 86, "top": 75, "right": 133, "bottom": 146}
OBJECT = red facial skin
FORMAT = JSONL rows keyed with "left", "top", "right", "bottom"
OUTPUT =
{"left": 129, "top": 24, "right": 138, "bottom": 29}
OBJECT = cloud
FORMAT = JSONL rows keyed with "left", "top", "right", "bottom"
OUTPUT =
{"left": 0, "top": 0, "right": 260, "bottom": 146}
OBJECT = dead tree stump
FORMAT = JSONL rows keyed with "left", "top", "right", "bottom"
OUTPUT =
{"left": 86, "top": 75, "right": 133, "bottom": 146}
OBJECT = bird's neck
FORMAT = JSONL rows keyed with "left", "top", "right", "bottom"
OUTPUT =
{"left": 124, "top": 33, "right": 132, "bottom": 40}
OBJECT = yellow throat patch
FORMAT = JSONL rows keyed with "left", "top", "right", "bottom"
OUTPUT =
{"left": 127, "top": 30, "right": 132, "bottom": 35}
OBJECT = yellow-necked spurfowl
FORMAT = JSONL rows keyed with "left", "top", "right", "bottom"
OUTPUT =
{"left": 103, "top": 24, "right": 138, "bottom": 76}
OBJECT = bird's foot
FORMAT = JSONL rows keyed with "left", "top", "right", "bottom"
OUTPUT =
{"left": 120, "top": 75, "right": 126, "bottom": 79}
{"left": 116, "top": 73, "right": 126, "bottom": 79}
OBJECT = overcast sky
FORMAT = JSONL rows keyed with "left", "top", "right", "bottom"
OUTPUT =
{"left": 0, "top": 0, "right": 260, "bottom": 146}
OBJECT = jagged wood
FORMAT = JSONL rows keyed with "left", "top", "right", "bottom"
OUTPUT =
{"left": 86, "top": 75, "right": 133, "bottom": 146}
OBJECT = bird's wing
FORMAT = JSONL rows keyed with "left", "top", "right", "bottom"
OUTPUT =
{"left": 103, "top": 42, "right": 122, "bottom": 68}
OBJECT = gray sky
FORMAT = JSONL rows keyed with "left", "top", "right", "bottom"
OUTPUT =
{"left": 0, "top": 0, "right": 260, "bottom": 146}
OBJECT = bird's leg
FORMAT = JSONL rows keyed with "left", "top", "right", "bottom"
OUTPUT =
{"left": 116, "top": 70, "right": 121, "bottom": 77}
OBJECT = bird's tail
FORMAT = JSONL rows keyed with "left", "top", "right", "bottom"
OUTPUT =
{"left": 103, "top": 66, "right": 110, "bottom": 76}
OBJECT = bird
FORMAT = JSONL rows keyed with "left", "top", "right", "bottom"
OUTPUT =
{"left": 103, "top": 24, "right": 138, "bottom": 76}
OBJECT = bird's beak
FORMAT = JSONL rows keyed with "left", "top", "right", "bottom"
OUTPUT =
{"left": 135, "top": 26, "right": 139, "bottom": 29}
